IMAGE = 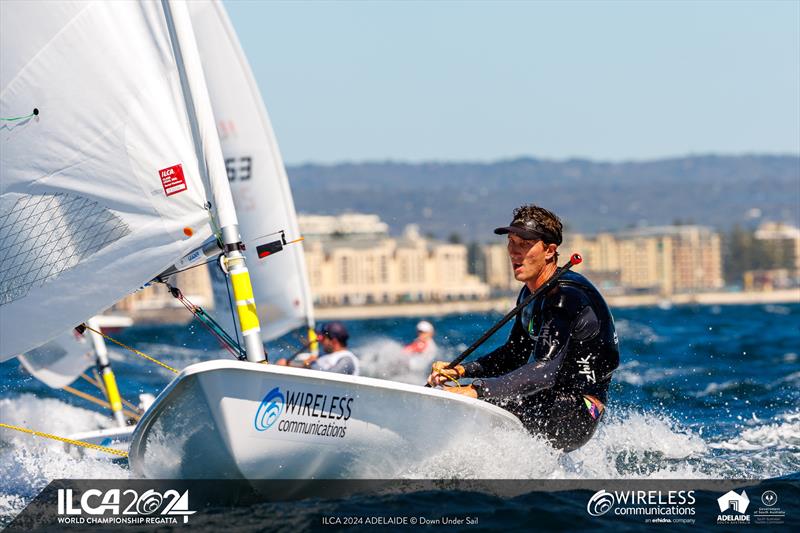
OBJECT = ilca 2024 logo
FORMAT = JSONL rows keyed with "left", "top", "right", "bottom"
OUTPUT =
{"left": 57, "top": 488, "right": 195, "bottom": 525}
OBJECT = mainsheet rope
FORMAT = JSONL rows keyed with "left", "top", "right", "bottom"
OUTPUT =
{"left": 82, "top": 324, "right": 178, "bottom": 374}
{"left": 0, "top": 422, "right": 128, "bottom": 458}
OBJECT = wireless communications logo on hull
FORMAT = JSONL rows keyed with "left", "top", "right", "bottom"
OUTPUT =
{"left": 254, "top": 386, "right": 355, "bottom": 438}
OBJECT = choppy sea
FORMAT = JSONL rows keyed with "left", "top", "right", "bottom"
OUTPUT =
{"left": 1, "top": 302, "right": 798, "bottom": 528}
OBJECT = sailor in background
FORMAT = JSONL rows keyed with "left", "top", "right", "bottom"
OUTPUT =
{"left": 427, "top": 204, "right": 619, "bottom": 452}
{"left": 403, "top": 320, "right": 438, "bottom": 356}
{"left": 278, "top": 321, "right": 360, "bottom": 375}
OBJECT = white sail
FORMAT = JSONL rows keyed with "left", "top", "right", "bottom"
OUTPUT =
{"left": 188, "top": 0, "right": 315, "bottom": 341}
{"left": 0, "top": 1, "right": 222, "bottom": 359}
{"left": 17, "top": 329, "right": 94, "bottom": 389}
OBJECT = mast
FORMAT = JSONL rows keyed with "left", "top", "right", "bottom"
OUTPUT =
{"left": 162, "top": 0, "right": 265, "bottom": 362}
{"left": 86, "top": 318, "right": 126, "bottom": 427}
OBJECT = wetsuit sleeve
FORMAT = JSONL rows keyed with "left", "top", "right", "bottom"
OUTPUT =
{"left": 478, "top": 286, "right": 599, "bottom": 399}
{"left": 462, "top": 315, "right": 533, "bottom": 378}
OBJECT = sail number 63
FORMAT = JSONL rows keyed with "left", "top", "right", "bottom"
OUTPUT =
{"left": 225, "top": 156, "right": 252, "bottom": 181}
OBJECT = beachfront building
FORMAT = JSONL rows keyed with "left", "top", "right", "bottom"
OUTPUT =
{"left": 744, "top": 222, "right": 800, "bottom": 290}
{"left": 567, "top": 225, "right": 723, "bottom": 295}
{"left": 754, "top": 222, "right": 800, "bottom": 274}
{"left": 482, "top": 224, "right": 724, "bottom": 296}
{"left": 299, "top": 215, "right": 489, "bottom": 306}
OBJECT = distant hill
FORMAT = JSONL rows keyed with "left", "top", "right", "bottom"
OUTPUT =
{"left": 286, "top": 155, "right": 799, "bottom": 241}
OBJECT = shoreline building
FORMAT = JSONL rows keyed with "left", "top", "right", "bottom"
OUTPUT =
{"left": 482, "top": 225, "right": 723, "bottom": 296}
{"left": 744, "top": 221, "right": 800, "bottom": 290}
{"left": 300, "top": 214, "right": 488, "bottom": 306}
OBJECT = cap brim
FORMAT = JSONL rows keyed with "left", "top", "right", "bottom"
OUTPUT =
{"left": 493, "top": 226, "right": 543, "bottom": 240}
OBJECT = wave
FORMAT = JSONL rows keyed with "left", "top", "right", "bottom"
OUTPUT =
{"left": 356, "top": 337, "right": 437, "bottom": 385}
{"left": 614, "top": 320, "right": 662, "bottom": 344}
{"left": 0, "top": 396, "right": 128, "bottom": 524}
{"left": 615, "top": 361, "right": 697, "bottom": 386}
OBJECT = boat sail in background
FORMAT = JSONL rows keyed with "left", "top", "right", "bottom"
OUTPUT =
{"left": 187, "top": 0, "right": 316, "bottom": 346}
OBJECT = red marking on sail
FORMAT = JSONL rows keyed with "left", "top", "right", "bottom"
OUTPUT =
{"left": 160, "top": 164, "right": 187, "bottom": 196}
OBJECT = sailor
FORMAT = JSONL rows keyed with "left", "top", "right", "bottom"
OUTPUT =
{"left": 298, "top": 321, "right": 360, "bottom": 375}
{"left": 403, "top": 320, "right": 438, "bottom": 356}
{"left": 427, "top": 204, "right": 619, "bottom": 452}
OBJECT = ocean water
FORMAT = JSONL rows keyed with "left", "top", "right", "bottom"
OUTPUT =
{"left": 1, "top": 303, "right": 798, "bottom": 526}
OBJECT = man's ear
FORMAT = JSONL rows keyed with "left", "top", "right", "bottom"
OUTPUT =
{"left": 544, "top": 243, "right": 558, "bottom": 261}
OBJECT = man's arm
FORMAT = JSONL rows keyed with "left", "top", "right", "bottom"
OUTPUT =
{"left": 476, "top": 286, "right": 598, "bottom": 398}
{"left": 461, "top": 315, "right": 533, "bottom": 378}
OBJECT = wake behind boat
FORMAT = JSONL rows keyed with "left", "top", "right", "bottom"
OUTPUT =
{"left": 129, "top": 360, "right": 524, "bottom": 479}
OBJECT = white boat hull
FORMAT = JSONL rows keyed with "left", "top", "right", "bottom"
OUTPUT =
{"left": 129, "top": 360, "right": 524, "bottom": 479}
{"left": 67, "top": 426, "right": 135, "bottom": 457}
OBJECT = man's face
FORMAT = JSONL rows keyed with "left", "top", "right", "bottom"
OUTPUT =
{"left": 507, "top": 233, "right": 553, "bottom": 284}
{"left": 318, "top": 335, "right": 335, "bottom": 353}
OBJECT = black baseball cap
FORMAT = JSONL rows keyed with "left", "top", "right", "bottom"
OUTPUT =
{"left": 316, "top": 321, "right": 349, "bottom": 344}
{"left": 494, "top": 218, "right": 562, "bottom": 245}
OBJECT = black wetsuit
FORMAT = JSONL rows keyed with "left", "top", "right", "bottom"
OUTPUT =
{"left": 463, "top": 271, "right": 619, "bottom": 452}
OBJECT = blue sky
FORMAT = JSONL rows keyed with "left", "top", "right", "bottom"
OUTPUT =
{"left": 224, "top": 0, "right": 800, "bottom": 165}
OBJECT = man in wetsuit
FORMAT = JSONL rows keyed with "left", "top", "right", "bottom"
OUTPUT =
{"left": 427, "top": 205, "right": 619, "bottom": 452}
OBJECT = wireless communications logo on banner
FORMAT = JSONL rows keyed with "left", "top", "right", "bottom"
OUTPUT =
{"left": 57, "top": 488, "right": 196, "bottom": 525}
{"left": 587, "top": 490, "right": 615, "bottom": 516}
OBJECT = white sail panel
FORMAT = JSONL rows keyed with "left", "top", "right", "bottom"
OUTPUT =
{"left": 188, "top": 1, "right": 315, "bottom": 341}
{"left": 0, "top": 1, "right": 216, "bottom": 359}
{"left": 17, "top": 329, "right": 94, "bottom": 389}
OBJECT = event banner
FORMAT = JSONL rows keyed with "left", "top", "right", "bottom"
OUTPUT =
{"left": 5, "top": 478, "right": 798, "bottom": 531}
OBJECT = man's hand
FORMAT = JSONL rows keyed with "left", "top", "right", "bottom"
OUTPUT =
{"left": 442, "top": 385, "right": 478, "bottom": 398}
{"left": 275, "top": 358, "right": 288, "bottom": 366}
{"left": 427, "top": 361, "right": 465, "bottom": 387}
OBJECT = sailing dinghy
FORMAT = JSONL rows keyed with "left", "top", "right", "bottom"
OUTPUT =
{"left": 128, "top": 1, "right": 525, "bottom": 479}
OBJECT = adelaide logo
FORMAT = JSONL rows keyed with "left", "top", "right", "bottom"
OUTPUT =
{"left": 254, "top": 387, "right": 284, "bottom": 431}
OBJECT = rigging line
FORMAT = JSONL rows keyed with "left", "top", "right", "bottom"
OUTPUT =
{"left": 168, "top": 284, "right": 242, "bottom": 359}
{"left": 62, "top": 385, "right": 141, "bottom": 421}
{"left": 0, "top": 422, "right": 128, "bottom": 458}
{"left": 82, "top": 324, "right": 178, "bottom": 374}
{"left": 0, "top": 108, "right": 38, "bottom": 121}
{"left": 80, "top": 373, "right": 143, "bottom": 415}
